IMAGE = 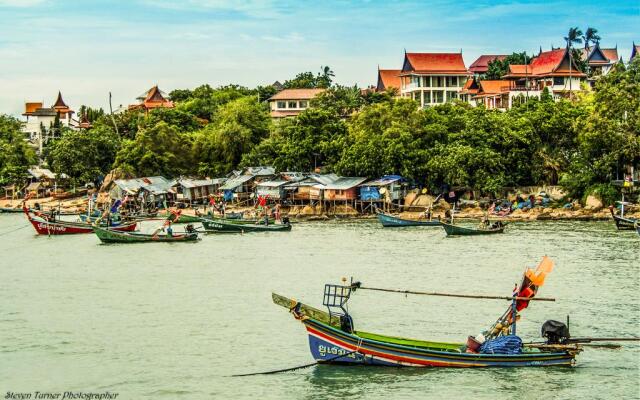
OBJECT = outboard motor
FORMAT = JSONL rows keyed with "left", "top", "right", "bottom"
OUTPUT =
{"left": 541, "top": 320, "right": 570, "bottom": 344}
{"left": 282, "top": 216, "right": 290, "bottom": 225}
{"left": 185, "top": 224, "right": 195, "bottom": 233}
{"left": 340, "top": 314, "right": 355, "bottom": 334}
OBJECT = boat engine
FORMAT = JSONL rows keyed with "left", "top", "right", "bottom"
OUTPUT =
{"left": 541, "top": 320, "right": 570, "bottom": 344}
{"left": 340, "top": 314, "right": 354, "bottom": 334}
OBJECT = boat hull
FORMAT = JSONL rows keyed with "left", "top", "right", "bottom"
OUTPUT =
{"left": 26, "top": 212, "right": 137, "bottom": 235}
{"left": 304, "top": 319, "right": 575, "bottom": 368}
{"left": 376, "top": 212, "right": 441, "bottom": 227}
{"left": 441, "top": 223, "right": 504, "bottom": 236}
{"left": 201, "top": 218, "right": 291, "bottom": 233}
{"left": 92, "top": 226, "right": 199, "bottom": 243}
{"left": 612, "top": 215, "right": 637, "bottom": 231}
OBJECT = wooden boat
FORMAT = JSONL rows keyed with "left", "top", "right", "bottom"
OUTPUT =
{"left": 376, "top": 212, "right": 440, "bottom": 227}
{"left": 163, "top": 212, "right": 202, "bottom": 224}
{"left": 609, "top": 205, "right": 636, "bottom": 231}
{"left": 200, "top": 218, "right": 291, "bottom": 233}
{"left": 92, "top": 225, "right": 200, "bottom": 243}
{"left": 273, "top": 258, "right": 582, "bottom": 368}
{"left": 0, "top": 207, "right": 24, "bottom": 213}
{"left": 202, "top": 215, "right": 275, "bottom": 225}
{"left": 24, "top": 208, "right": 137, "bottom": 235}
{"left": 441, "top": 222, "right": 505, "bottom": 236}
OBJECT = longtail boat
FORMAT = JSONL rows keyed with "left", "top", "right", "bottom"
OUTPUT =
{"left": 92, "top": 225, "right": 199, "bottom": 243}
{"left": 273, "top": 257, "right": 583, "bottom": 368}
{"left": 0, "top": 207, "right": 24, "bottom": 213}
{"left": 201, "top": 218, "right": 291, "bottom": 233}
{"left": 609, "top": 205, "right": 636, "bottom": 231}
{"left": 24, "top": 208, "right": 137, "bottom": 235}
{"left": 376, "top": 212, "right": 440, "bottom": 227}
{"left": 163, "top": 212, "right": 202, "bottom": 224}
{"left": 441, "top": 222, "right": 505, "bottom": 236}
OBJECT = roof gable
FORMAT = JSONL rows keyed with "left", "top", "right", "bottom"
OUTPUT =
{"left": 377, "top": 69, "right": 401, "bottom": 91}
{"left": 506, "top": 48, "right": 585, "bottom": 77}
{"left": 477, "top": 80, "right": 511, "bottom": 95}
{"left": 468, "top": 55, "right": 507, "bottom": 73}
{"left": 268, "top": 88, "right": 325, "bottom": 101}
{"left": 402, "top": 52, "right": 468, "bottom": 74}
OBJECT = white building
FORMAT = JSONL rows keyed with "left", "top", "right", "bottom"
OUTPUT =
{"left": 399, "top": 52, "right": 471, "bottom": 107}
{"left": 268, "top": 88, "right": 325, "bottom": 118}
{"left": 22, "top": 92, "right": 76, "bottom": 155}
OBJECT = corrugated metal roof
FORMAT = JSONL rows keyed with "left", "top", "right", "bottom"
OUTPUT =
{"left": 359, "top": 175, "right": 403, "bottom": 187}
{"left": 321, "top": 176, "right": 368, "bottom": 190}
{"left": 179, "top": 178, "right": 225, "bottom": 188}
{"left": 256, "top": 180, "right": 288, "bottom": 188}
{"left": 243, "top": 166, "right": 275, "bottom": 176}
{"left": 114, "top": 176, "right": 174, "bottom": 195}
{"left": 219, "top": 174, "right": 253, "bottom": 190}
{"left": 28, "top": 167, "right": 56, "bottom": 180}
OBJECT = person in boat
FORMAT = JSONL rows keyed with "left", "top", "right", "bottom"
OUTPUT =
{"left": 480, "top": 213, "right": 490, "bottom": 228}
{"left": 185, "top": 224, "right": 195, "bottom": 233}
{"left": 424, "top": 207, "right": 432, "bottom": 221}
{"left": 264, "top": 206, "right": 270, "bottom": 226}
{"left": 166, "top": 223, "right": 173, "bottom": 237}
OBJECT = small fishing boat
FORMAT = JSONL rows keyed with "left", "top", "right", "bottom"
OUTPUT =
{"left": 441, "top": 222, "right": 505, "bottom": 236}
{"left": 201, "top": 218, "right": 291, "bottom": 233}
{"left": 273, "top": 257, "right": 583, "bottom": 368}
{"left": 24, "top": 208, "right": 137, "bottom": 235}
{"left": 376, "top": 212, "right": 440, "bottom": 227}
{"left": 609, "top": 205, "right": 637, "bottom": 231}
{"left": 92, "top": 225, "right": 199, "bottom": 243}
{"left": 0, "top": 206, "right": 24, "bottom": 213}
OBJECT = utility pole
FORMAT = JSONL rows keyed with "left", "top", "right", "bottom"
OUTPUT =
{"left": 109, "top": 92, "right": 119, "bottom": 136}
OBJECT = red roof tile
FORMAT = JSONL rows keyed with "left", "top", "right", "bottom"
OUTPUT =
{"left": 476, "top": 80, "right": 511, "bottom": 96}
{"left": 403, "top": 52, "right": 468, "bottom": 74}
{"left": 268, "top": 88, "right": 325, "bottom": 101}
{"left": 377, "top": 69, "right": 401, "bottom": 91}
{"left": 505, "top": 48, "right": 585, "bottom": 78}
{"left": 23, "top": 102, "right": 43, "bottom": 115}
{"left": 468, "top": 55, "right": 507, "bottom": 73}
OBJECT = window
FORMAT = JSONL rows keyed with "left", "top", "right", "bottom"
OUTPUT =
{"left": 446, "top": 91, "right": 457, "bottom": 102}
{"left": 411, "top": 76, "right": 421, "bottom": 86}
{"left": 432, "top": 76, "right": 444, "bottom": 87}
{"left": 288, "top": 101, "right": 297, "bottom": 108}
{"left": 299, "top": 101, "right": 308, "bottom": 108}
{"left": 433, "top": 90, "right": 444, "bottom": 103}
{"left": 423, "top": 76, "right": 431, "bottom": 87}
{"left": 553, "top": 77, "right": 564, "bottom": 86}
{"left": 277, "top": 101, "right": 286, "bottom": 109}
{"left": 446, "top": 76, "right": 457, "bottom": 87}
{"left": 458, "top": 77, "right": 466, "bottom": 87}
{"left": 423, "top": 91, "right": 431, "bottom": 104}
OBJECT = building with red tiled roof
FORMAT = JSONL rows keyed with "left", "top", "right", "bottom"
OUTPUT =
{"left": 21, "top": 92, "right": 76, "bottom": 155}
{"left": 580, "top": 44, "right": 619, "bottom": 82}
{"left": 129, "top": 86, "right": 174, "bottom": 112}
{"left": 267, "top": 88, "right": 325, "bottom": 119}
{"left": 376, "top": 69, "right": 401, "bottom": 92}
{"left": 458, "top": 78, "right": 479, "bottom": 103}
{"left": 473, "top": 80, "right": 512, "bottom": 110}
{"left": 468, "top": 55, "right": 507, "bottom": 74}
{"left": 502, "top": 48, "right": 586, "bottom": 102}
{"left": 399, "top": 51, "right": 471, "bottom": 107}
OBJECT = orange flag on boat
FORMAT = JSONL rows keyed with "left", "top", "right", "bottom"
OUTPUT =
{"left": 525, "top": 256, "right": 554, "bottom": 287}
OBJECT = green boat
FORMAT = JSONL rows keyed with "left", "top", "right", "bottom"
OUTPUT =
{"left": 201, "top": 215, "right": 275, "bottom": 225}
{"left": 201, "top": 218, "right": 291, "bottom": 233}
{"left": 163, "top": 212, "right": 202, "bottom": 224}
{"left": 441, "top": 222, "right": 505, "bottom": 236}
{"left": 92, "top": 226, "right": 200, "bottom": 243}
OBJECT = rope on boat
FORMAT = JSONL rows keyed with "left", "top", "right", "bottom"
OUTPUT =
{"left": 0, "top": 224, "right": 29, "bottom": 237}
{"left": 230, "top": 350, "right": 359, "bottom": 377}
{"left": 358, "top": 286, "right": 555, "bottom": 302}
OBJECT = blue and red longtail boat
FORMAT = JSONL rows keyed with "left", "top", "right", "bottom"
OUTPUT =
{"left": 273, "top": 257, "right": 583, "bottom": 368}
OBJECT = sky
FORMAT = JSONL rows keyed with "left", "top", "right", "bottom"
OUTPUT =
{"left": 0, "top": 0, "right": 638, "bottom": 116}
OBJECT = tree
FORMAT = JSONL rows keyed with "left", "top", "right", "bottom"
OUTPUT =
{"left": 114, "top": 121, "right": 194, "bottom": 177}
{"left": 582, "top": 27, "right": 601, "bottom": 49}
{"left": 485, "top": 52, "right": 528, "bottom": 80}
{"left": 0, "top": 115, "right": 37, "bottom": 186}
{"left": 310, "top": 85, "right": 364, "bottom": 117}
{"left": 317, "top": 66, "right": 335, "bottom": 88}
{"left": 283, "top": 66, "right": 335, "bottom": 89}
{"left": 47, "top": 126, "right": 120, "bottom": 185}
{"left": 193, "top": 96, "right": 271, "bottom": 175}
{"left": 565, "top": 27, "right": 584, "bottom": 90}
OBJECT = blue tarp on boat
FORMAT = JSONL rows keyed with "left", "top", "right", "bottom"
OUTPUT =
{"left": 479, "top": 335, "right": 522, "bottom": 354}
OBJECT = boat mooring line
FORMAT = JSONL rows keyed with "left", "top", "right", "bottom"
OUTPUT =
{"left": 0, "top": 224, "right": 29, "bottom": 237}
{"left": 230, "top": 350, "right": 358, "bottom": 377}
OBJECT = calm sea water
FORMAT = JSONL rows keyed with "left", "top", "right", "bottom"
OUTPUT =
{"left": 1, "top": 214, "right": 639, "bottom": 399}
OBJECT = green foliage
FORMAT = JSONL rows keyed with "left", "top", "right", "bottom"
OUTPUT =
{"left": 175, "top": 84, "right": 252, "bottom": 121}
{"left": 310, "top": 85, "right": 364, "bottom": 116}
{"left": 484, "top": 52, "right": 529, "bottom": 80}
{"left": 193, "top": 96, "right": 271, "bottom": 176}
{"left": 47, "top": 126, "right": 121, "bottom": 184}
{"left": 283, "top": 66, "right": 335, "bottom": 89}
{"left": 0, "top": 115, "right": 37, "bottom": 185}
{"left": 114, "top": 121, "right": 194, "bottom": 177}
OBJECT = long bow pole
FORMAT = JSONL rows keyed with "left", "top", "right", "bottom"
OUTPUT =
{"left": 358, "top": 286, "right": 555, "bottom": 302}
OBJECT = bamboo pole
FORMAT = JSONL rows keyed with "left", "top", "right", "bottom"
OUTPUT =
{"left": 358, "top": 286, "right": 555, "bottom": 302}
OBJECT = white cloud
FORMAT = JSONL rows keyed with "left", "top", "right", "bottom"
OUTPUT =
{"left": 0, "top": 0, "right": 46, "bottom": 7}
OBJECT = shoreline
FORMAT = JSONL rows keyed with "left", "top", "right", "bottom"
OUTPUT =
{"left": 3, "top": 196, "right": 638, "bottom": 222}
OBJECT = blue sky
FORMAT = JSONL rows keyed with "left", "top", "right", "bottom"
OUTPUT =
{"left": 0, "top": 0, "right": 638, "bottom": 115}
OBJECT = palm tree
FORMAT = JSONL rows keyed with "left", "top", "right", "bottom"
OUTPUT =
{"left": 582, "top": 27, "right": 601, "bottom": 49}
{"left": 317, "top": 66, "right": 335, "bottom": 88}
{"left": 564, "top": 27, "right": 583, "bottom": 98}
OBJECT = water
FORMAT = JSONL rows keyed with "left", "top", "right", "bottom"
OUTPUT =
{"left": 1, "top": 215, "right": 639, "bottom": 399}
